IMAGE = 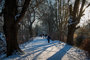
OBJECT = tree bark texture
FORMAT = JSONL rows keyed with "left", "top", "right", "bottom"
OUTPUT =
{"left": 3, "top": 0, "right": 22, "bottom": 56}
{"left": 3, "top": 0, "right": 30, "bottom": 56}
{"left": 67, "top": 0, "right": 80, "bottom": 45}
{"left": 3, "top": 0, "right": 42, "bottom": 56}
{"left": 67, "top": 24, "right": 76, "bottom": 45}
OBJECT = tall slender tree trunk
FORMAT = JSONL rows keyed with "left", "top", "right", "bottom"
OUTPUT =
{"left": 29, "top": 25, "right": 33, "bottom": 37}
{"left": 3, "top": 0, "right": 22, "bottom": 56}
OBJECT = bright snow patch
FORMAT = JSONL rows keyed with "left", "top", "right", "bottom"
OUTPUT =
{"left": 1, "top": 37, "right": 90, "bottom": 60}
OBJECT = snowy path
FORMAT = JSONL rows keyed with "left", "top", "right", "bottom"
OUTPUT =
{"left": 2, "top": 37, "right": 90, "bottom": 60}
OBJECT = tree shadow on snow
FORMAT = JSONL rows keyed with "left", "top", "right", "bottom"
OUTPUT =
{"left": 18, "top": 42, "right": 55, "bottom": 60}
{"left": 47, "top": 44, "right": 72, "bottom": 60}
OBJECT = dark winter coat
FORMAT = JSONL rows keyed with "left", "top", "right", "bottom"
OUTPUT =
{"left": 47, "top": 36, "right": 51, "bottom": 40}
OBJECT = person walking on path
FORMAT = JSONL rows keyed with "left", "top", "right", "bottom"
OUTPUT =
{"left": 47, "top": 36, "right": 51, "bottom": 43}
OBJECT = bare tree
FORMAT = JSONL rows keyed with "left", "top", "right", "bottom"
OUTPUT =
{"left": 36, "top": 0, "right": 58, "bottom": 35}
{"left": 56, "top": 0, "right": 69, "bottom": 41}
{"left": 1, "top": 0, "right": 44, "bottom": 56}
{"left": 67, "top": 0, "right": 90, "bottom": 45}
{"left": 3, "top": 0, "right": 31, "bottom": 56}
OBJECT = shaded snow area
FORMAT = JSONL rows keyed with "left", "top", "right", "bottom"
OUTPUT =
{"left": 1, "top": 37, "right": 90, "bottom": 60}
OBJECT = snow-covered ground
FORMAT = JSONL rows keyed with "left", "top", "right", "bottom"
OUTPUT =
{"left": 1, "top": 37, "right": 90, "bottom": 60}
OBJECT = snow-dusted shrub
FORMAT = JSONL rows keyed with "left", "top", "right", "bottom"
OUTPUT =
{"left": 0, "top": 39, "right": 6, "bottom": 54}
{"left": 50, "top": 32, "right": 67, "bottom": 42}
{"left": 0, "top": 33, "right": 6, "bottom": 54}
{"left": 50, "top": 32, "right": 60, "bottom": 40}
{"left": 75, "top": 35, "right": 86, "bottom": 47}
{"left": 81, "top": 38, "right": 90, "bottom": 56}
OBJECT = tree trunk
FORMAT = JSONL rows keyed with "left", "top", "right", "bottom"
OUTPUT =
{"left": 67, "top": 25, "right": 76, "bottom": 45}
{"left": 29, "top": 25, "right": 33, "bottom": 38}
{"left": 3, "top": 0, "right": 22, "bottom": 56}
{"left": 3, "top": 23, "right": 22, "bottom": 56}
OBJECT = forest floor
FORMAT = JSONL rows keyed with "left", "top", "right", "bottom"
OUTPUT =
{"left": 1, "top": 37, "right": 90, "bottom": 60}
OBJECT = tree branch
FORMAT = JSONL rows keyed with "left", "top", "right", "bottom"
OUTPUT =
{"left": 15, "top": 0, "right": 43, "bottom": 24}
{"left": 69, "top": 4, "right": 73, "bottom": 16}
{"left": 31, "top": 9, "right": 35, "bottom": 24}
{"left": 73, "top": 0, "right": 80, "bottom": 18}
{"left": 82, "top": 3, "right": 90, "bottom": 13}
{"left": 79, "top": 0, "right": 86, "bottom": 17}
{"left": 15, "top": 0, "right": 31, "bottom": 24}
{"left": 75, "top": 26, "right": 80, "bottom": 30}
{"left": 0, "top": 12, "right": 2, "bottom": 16}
